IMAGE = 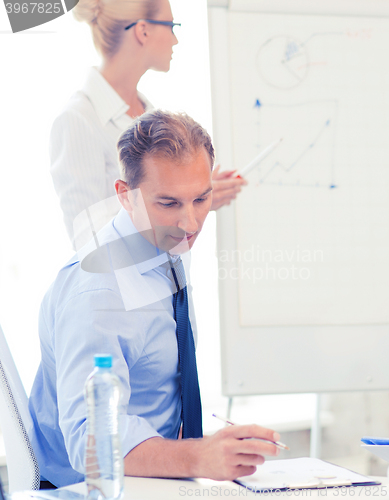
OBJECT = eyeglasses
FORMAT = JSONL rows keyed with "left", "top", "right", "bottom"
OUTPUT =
{"left": 124, "top": 19, "right": 181, "bottom": 33}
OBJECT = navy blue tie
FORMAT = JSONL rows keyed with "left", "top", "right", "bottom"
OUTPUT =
{"left": 170, "top": 257, "right": 203, "bottom": 439}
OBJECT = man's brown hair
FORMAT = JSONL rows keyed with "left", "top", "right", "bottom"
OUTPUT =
{"left": 117, "top": 110, "right": 215, "bottom": 189}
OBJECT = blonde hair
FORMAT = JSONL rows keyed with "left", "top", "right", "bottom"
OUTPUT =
{"left": 74, "top": 0, "right": 160, "bottom": 57}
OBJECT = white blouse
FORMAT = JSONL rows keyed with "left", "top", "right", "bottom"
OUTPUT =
{"left": 50, "top": 67, "right": 153, "bottom": 247}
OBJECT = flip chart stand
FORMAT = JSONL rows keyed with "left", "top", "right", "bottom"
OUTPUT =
{"left": 310, "top": 394, "right": 322, "bottom": 458}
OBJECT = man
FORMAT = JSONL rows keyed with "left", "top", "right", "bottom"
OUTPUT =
{"left": 29, "top": 110, "right": 280, "bottom": 488}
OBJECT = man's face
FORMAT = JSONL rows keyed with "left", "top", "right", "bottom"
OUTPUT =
{"left": 127, "top": 148, "right": 213, "bottom": 254}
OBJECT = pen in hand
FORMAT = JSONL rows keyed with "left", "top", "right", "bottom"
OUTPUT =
{"left": 235, "top": 138, "right": 283, "bottom": 179}
{"left": 212, "top": 413, "right": 289, "bottom": 451}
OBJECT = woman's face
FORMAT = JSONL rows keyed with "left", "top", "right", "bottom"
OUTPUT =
{"left": 147, "top": 0, "right": 178, "bottom": 72}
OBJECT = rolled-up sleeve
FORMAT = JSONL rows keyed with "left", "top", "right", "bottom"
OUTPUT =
{"left": 53, "top": 286, "right": 162, "bottom": 474}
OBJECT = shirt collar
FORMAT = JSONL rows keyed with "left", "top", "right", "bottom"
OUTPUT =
{"left": 82, "top": 67, "right": 129, "bottom": 126}
{"left": 113, "top": 208, "right": 170, "bottom": 275}
{"left": 74, "top": 208, "right": 190, "bottom": 279}
{"left": 82, "top": 67, "right": 153, "bottom": 127}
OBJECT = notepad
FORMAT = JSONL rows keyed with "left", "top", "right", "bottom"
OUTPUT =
{"left": 235, "top": 457, "right": 380, "bottom": 491}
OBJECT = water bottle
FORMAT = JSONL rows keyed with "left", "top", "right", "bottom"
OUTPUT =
{"left": 84, "top": 354, "right": 124, "bottom": 500}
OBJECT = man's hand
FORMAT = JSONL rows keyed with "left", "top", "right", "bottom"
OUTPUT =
{"left": 192, "top": 424, "right": 280, "bottom": 481}
{"left": 211, "top": 165, "right": 248, "bottom": 211}
{"left": 124, "top": 424, "right": 281, "bottom": 481}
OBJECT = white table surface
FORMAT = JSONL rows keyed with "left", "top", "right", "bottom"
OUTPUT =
{"left": 64, "top": 475, "right": 389, "bottom": 499}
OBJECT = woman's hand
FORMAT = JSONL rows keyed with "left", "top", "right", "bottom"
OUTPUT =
{"left": 211, "top": 165, "right": 248, "bottom": 211}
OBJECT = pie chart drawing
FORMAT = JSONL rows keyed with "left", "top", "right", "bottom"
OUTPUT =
{"left": 256, "top": 36, "right": 309, "bottom": 89}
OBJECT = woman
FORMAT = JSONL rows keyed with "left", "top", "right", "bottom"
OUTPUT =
{"left": 50, "top": 0, "right": 246, "bottom": 247}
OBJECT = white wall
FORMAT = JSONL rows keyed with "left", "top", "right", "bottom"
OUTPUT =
{"left": 0, "top": 1, "right": 220, "bottom": 400}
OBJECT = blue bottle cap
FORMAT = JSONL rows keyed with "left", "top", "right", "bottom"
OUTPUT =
{"left": 94, "top": 354, "right": 112, "bottom": 368}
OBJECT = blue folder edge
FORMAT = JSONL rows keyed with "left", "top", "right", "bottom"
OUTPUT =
{"left": 361, "top": 436, "right": 389, "bottom": 446}
{"left": 234, "top": 479, "right": 381, "bottom": 493}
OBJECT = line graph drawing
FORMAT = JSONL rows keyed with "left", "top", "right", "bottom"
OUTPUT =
{"left": 251, "top": 100, "right": 338, "bottom": 189}
{"left": 254, "top": 99, "right": 262, "bottom": 149}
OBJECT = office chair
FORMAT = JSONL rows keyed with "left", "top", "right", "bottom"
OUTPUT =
{"left": 0, "top": 324, "right": 40, "bottom": 492}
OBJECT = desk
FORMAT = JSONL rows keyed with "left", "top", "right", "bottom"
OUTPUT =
{"left": 64, "top": 476, "right": 389, "bottom": 499}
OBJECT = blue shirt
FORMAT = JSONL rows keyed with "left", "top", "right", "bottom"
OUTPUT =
{"left": 28, "top": 208, "right": 197, "bottom": 487}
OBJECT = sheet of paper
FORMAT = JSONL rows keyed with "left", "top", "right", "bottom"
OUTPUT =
{"left": 362, "top": 444, "right": 389, "bottom": 462}
{"left": 236, "top": 457, "right": 377, "bottom": 491}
